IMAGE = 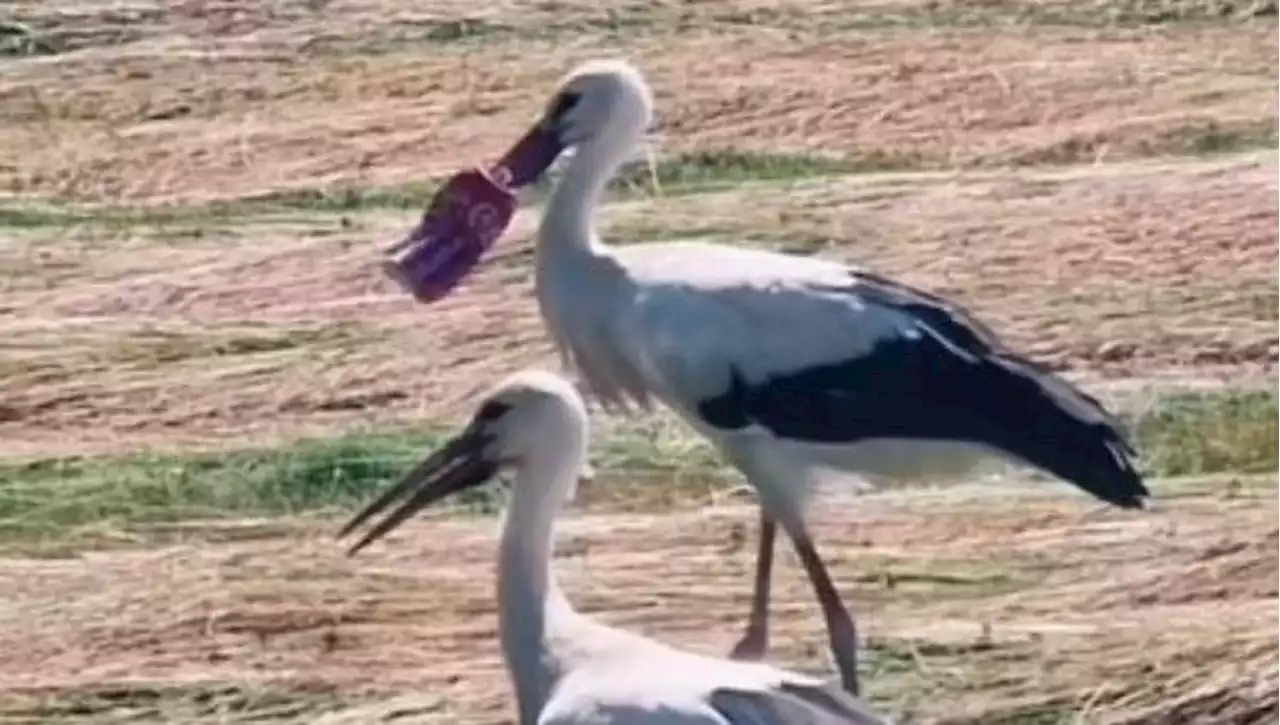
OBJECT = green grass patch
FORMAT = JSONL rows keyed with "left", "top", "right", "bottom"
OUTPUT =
{"left": 1083, "top": 0, "right": 1277, "bottom": 24}
{"left": 1145, "top": 118, "right": 1280, "bottom": 156}
{"left": 235, "top": 183, "right": 441, "bottom": 213}
{"left": 1134, "top": 389, "right": 1278, "bottom": 477}
{"left": 0, "top": 201, "right": 292, "bottom": 234}
{"left": 0, "top": 324, "right": 373, "bottom": 396}
{"left": 245, "top": 150, "right": 909, "bottom": 208}
{"left": 308, "top": 6, "right": 686, "bottom": 55}
{"left": 0, "top": 22, "right": 59, "bottom": 57}
{"left": 0, "top": 190, "right": 431, "bottom": 233}
{"left": 0, "top": 434, "right": 449, "bottom": 538}
{"left": 603, "top": 149, "right": 922, "bottom": 197}
{"left": 102, "top": 323, "right": 367, "bottom": 367}
{"left": 855, "top": 637, "right": 1070, "bottom": 720}
{"left": 964, "top": 705, "right": 1079, "bottom": 725}
{"left": 5, "top": 136, "right": 1273, "bottom": 236}
{"left": 309, "top": 0, "right": 1277, "bottom": 58}
{"left": 0, "top": 184, "right": 445, "bottom": 233}
{"left": 0, "top": 419, "right": 733, "bottom": 541}
{"left": 0, "top": 388, "right": 1274, "bottom": 541}
{"left": 1, "top": 682, "right": 355, "bottom": 723}
{"left": 1001, "top": 119, "right": 1279, "bottom": 167}
{"left": 0, "top": 150, "right": 875, "bottom": 233}
{"left": 21, "top": 139, "right": 1274, "bottom": 241}
{"left": 853, "top": 564, "right": 1032, "bottom": 601}
{"left": 729, "top": 0, "right": 1275, "bottom": 30}
{"left": 2, "top": 9, "right": 149, "bottom": 57}
{"left": 0, "top": 205, "right": 96, "bottom": 229}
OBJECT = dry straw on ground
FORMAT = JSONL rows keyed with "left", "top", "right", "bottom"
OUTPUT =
{"left": 0, "top": 476, "right": 1275, "bottom": 723}
{"left": 1, "top": 0, "right": 1276, "bottom": 722}
{"left": 2, "top": 155, "right": 1275, "bottom": 457}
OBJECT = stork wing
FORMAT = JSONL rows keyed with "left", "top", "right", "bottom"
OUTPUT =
{"left": 709, "top": 679, "right": 889, "bottom": 724}
{"left": 619, "top": 244, "right": 1146, "bottom": 508}
{"left": 537, "top": 650, "right": 889, "bottom": 725}
{"left": 618, "top": 245, "right": 895, "bottom": 416}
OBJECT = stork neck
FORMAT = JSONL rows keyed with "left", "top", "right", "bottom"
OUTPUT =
{"left": 496, "top": 447, "right": 586, "bottom": 725}
{"left": 539, "top": 124, "right": 641, "bottom": 255}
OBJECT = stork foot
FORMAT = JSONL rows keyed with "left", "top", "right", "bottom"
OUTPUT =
{"left": 728, "top": 626, "right": 768, "bottom": 661}
{"left": 730, "top": 510, "right": 776, "bottom": 662}
{"left": 779, "top": 521, "right": 861, "bottom": 697}
{"left": 826, "top": 612, "right": 861, "bottom": 697}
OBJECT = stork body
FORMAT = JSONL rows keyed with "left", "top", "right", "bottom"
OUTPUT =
{"left": 340, "top": 370, "right": 889, "bottom": 725}
{"left": 541, "top": 238, "right": 1141, "bottom": 508}
{"left": 528, "top": 61, "right": 1147, "bottom": 693}
{"left": 390, "top": 59, "right": 1150, "bottom": 695}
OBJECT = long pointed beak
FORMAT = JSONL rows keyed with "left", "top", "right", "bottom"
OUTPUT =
{"left": 337, "top": 430, "right": 498, "bottom": 556}
{"left": 489, "top": 123, "right": 565, "bottom": 189}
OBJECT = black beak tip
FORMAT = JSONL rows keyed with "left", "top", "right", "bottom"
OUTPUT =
{"left": 336, "top": 521, "right": 370, "bottom": 556}
{"left": 345, "top": 539, "right": 370, "bottom": 558}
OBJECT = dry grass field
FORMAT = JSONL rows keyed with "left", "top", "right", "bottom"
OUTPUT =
{"left": 1, "top": 0, "right": 1277, "bottom": 723}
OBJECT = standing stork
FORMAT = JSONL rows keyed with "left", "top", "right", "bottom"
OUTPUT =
{"left": 339, "top": 370, "right": 889, "bottom": 725}
{"left": 384, "top": 59, "right": 1150, "bottom": 696}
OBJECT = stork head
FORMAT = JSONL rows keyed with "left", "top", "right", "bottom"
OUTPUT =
{"left": 337, "top": 370, "right": 589, "bottom": 555}
{"left": 530, "top": 59, "right": 655, "bottom": 156}
{"left": 476, "top": 58, "right": 656, "bottom": 189}
{"left": 382, "top": 59, "right": 653, "bottom": 305}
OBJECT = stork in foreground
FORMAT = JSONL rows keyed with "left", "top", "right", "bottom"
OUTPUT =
{"left": 383, "top": 59, "right": 1151, "bottom": 696}
{"left": 338, "top": 370, "right": 890, "bottom": 725}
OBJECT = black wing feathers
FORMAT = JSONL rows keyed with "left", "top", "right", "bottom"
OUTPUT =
{"left": 709, "top": 681, "right": 889, "bottom": 724}
{"left": 695, "top": 271, "right": 1149, "bottom": 509}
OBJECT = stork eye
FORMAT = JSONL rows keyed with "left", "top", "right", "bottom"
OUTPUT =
{"left": 475, "top": 400, "right": 511, "bottom": 425}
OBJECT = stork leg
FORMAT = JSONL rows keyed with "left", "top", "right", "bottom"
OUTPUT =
{"left": 728, "top": 510, "right": 775, "bottom": 661}
{"left": 779, "top": 517, "right": 860, "bottom": 697}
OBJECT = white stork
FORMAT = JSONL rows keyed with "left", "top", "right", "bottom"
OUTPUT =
{"left": 384, "top": 59, "right": 1150, "bottom": 696}
{"left": 338, "top": 370, "right": 890, "bottom": 725}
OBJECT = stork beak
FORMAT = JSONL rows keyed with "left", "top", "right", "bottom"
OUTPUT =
{"left": 490, "top": 123, "right": 565, "bottom": 189}
{"left": 337, "top": 428, "right": 499, "bottom": 556}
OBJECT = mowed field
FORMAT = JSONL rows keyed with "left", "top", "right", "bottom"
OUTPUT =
{"left": 1, "top": 1, "right": 1278, "bottom": 723}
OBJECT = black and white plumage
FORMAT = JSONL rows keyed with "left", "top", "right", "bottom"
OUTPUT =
{"left": 340, "top": 370, "right": 889, "bottom": 725}
{"left": 405, "top": 58, "right": 1150, "bottom": 696}
{"left": 692, "top": 267, "right": 1143, "bottom": 510}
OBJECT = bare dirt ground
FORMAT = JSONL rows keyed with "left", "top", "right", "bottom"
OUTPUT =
{"left": 0, "top": 0, "right": 1277, "bottom": 722}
